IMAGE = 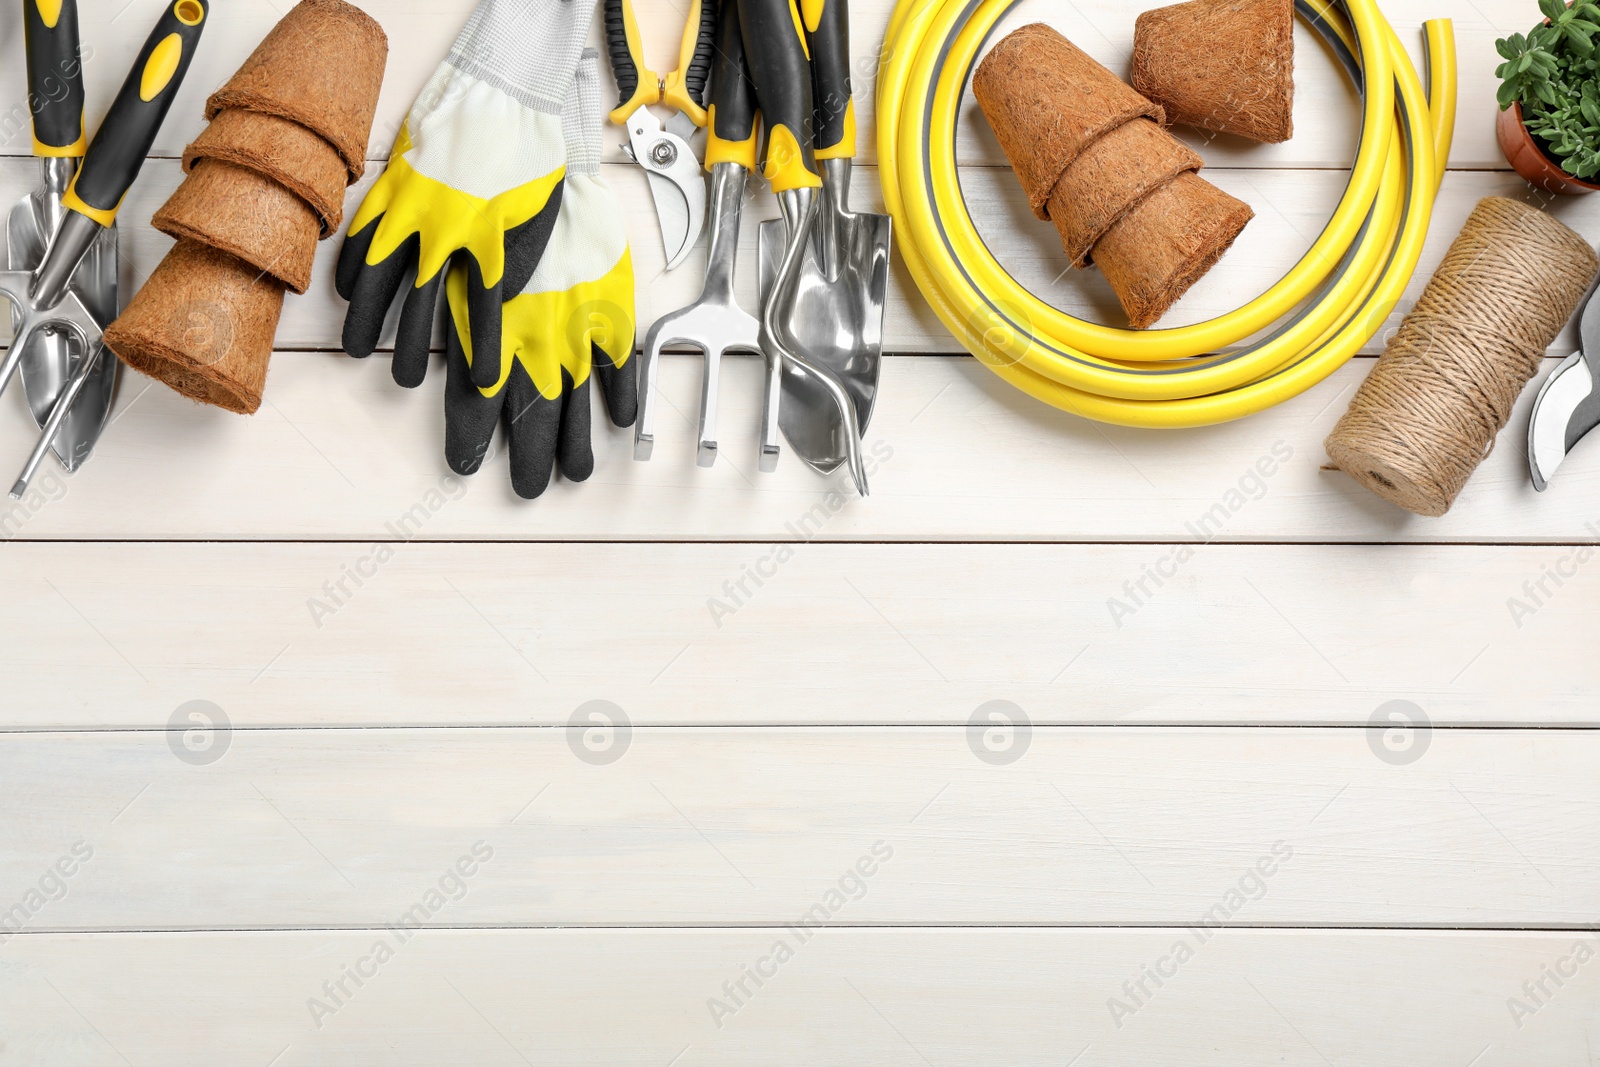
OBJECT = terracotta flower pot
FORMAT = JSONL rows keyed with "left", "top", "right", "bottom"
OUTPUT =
{"left": 1497, "top": 100, "right": 1600, "bottom": 196}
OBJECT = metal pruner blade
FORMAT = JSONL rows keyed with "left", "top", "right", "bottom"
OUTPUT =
{"left": 626, "top": 111, "right": 706, "bottom": 270}
{"left": 1529, "top": 286, "right": 1600, "bottom": 491}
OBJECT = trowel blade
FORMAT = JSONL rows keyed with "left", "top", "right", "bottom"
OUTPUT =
{"left": 758, "top": 215, "right": 887, "bottom": 475}
{"left": 6, "top": 189, "right": 118, "bottom": 472}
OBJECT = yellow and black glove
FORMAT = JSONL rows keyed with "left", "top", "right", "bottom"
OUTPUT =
{"left": 443, "top": 53, "right": 637, "bottom": 499}
{"left": 336, "top": 0, "right": 595, "bottom": 389}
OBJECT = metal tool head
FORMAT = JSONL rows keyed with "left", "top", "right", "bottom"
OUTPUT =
{"left": 637, "top": 304, "right": 765, "bottom": 468}
{"left": 7, "top": 159, "right": 118, "bottom": 472}
{"left": 0, "top": 274, "right": 102, "bottom": 366}
{"left": 624, "top": 110, "right": 707, "bottom": 271}
{"left": 757, "top": 161, "right": 891, "bottom": 476}
{"left": 635, "top": 162, "right": 774, "bottom": 470}
{"left": 758, "top": 186, "right": 870, "bottom": 495}
{"left": 1529, "top": 286, "right": 1600, "bottom": 491}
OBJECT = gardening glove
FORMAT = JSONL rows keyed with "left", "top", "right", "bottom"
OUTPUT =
{"left": 336, "top": 0, "right": 595, "bottom": 389}
{"left": 443, "top": 51, "right": 638, "bottom": 500}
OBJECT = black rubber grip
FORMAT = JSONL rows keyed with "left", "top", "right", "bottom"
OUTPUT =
{"left": 73, "top": 0, "right": 207, "bottom": 216}
{"left": 808, "top": 0, "right": 852, "bottom": 154}
{"left": 604, "top": 0, "right": 641, "bottom": 112}
{"left": 683, "top": 0, "right": 719, "bottom": 109}
{"left": 710, "top": 0, "right": 756, "bottom": 143}
{"left": 737, "top": 0, "right": 818, "bottom": 187}
{"left": 24, "top": 0, "right": 86, "bottom": 154}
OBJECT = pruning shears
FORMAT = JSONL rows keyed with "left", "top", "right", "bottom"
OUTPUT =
{"left": 605, "top": 0, "right": 716, "bottom": 269}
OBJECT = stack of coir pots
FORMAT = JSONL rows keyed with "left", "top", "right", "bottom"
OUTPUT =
{"left": 106, "top": 0, "right": 388, "bottom": 414}
{"left": 973, "top": 23, "right": 1257, "bottom": 329}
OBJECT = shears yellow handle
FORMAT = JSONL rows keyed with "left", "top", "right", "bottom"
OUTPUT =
{"left": 605, "top": 0, "right": 717, "bottom": 128}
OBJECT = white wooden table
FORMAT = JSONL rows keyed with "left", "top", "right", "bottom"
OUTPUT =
{"left": 1, "top": 0, "right": 1596, "bottom": 1063}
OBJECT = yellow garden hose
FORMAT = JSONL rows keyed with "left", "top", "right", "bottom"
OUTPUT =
{"left": 878, "top": 0, "right": 1457, "bottom": 427}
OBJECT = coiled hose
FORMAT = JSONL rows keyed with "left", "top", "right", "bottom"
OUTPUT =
{"left": 878, "top": 0, "right": 1457, "bottom": 427}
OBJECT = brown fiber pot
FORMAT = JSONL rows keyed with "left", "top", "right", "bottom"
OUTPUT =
{"left": 1497, "top": 100, "right": 1600, "bottom": 196}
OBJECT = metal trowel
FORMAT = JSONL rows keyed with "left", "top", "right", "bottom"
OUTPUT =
{"left": 9, "top": 0, "right": 119, "bottom": 474}
{"left": 756, "top": 0, "right": 890, "bottom": 475}
{"left": 3, "top": 0, "right": 209, "bottom": 498}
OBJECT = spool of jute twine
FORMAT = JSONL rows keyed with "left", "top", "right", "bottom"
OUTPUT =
{"left": 1325, "top": 196, "right": 1599, "bottom": 516}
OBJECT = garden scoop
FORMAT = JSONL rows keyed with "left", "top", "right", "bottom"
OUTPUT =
{"left": 757, "top": 0, "right": 890, "bottom": 478}
{"left": 5, "top": 0, "right": 208, "bottom": 499}
{"left": 740, "top": 0, "right": 870, "bottom": 495}
{"left": 9, "top": 0, "right": 119, "bottom": 475}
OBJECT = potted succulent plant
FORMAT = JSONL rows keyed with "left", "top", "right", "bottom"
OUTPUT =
{"left": 1496, "top": 0, "right": 1600, "bottom": 193}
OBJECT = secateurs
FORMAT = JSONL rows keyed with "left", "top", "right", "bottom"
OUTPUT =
{"left": 1528, "top": 283, "right": 1600, "bottom": 491}
{"left": 605, "top": 0, "right": 715, "bottom": 270}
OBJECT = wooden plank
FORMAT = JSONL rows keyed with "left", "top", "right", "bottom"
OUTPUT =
{"left": 1, "top": 929, "right": 1593, "bottom": 1065}
{"left": 2, "top": 346, "right": 1597, "bottom": 541}
{"left": 0, "top": 543, "right": 1594, "bottom": 728}
{"left": 0, "top": 0, "right": 1519, "bottom": 170}
{"left": 1, "top": 727, "right": 1594, "bottom": 927}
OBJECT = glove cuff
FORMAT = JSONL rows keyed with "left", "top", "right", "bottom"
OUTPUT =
{"left": 563, "top": 50, "right": 605, "bottom": 177}
{"left": 450, "top": 0, "right": 597, "bottom": 114}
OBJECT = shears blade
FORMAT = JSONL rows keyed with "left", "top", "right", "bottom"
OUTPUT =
{"left": 1528, "top": 287, "right": 1600, "bottom": 491}
{"left": 645, "top": 163, "right": 703, "bottom": 270}
{"left": 624, "top": 111, "right": 706, "bottom": 271}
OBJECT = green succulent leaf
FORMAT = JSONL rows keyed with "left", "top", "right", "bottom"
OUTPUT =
{"left": 1499, "top": 1, "right": 1600, "bottom": 167}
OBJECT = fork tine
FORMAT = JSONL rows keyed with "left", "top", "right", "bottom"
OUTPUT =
{"left": 697, "top": 345, "right": 723, "bottom": 468}
{"left": 757, "top": 347, "right": 781, "bottom": 473}
{"left": 634, "top": 322, "right": 670, "bottom": 462}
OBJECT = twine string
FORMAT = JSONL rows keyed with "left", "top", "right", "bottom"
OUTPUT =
{"left": 1325, "top": 196, "right": 1599, "bottom": 517}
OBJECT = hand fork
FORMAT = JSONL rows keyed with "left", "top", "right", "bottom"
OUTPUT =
{"left": 634, "top": 0, "right": 778, "bottom": 470}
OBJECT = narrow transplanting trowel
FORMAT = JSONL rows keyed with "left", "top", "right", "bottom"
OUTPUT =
{"left": 756, "top": 0, "right": 891, "bottom": 477}
{"left": 3, "top": 0, "right": 208, "bottom": 498}
{"left": 9, "top": 0, "right": 120, "bottom": 474}
{"left": 1529, "top": 284, "right": 1600, "bottom": 491}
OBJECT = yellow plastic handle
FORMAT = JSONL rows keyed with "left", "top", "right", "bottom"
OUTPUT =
{"left": 605, "top": 0, "right": 661, "bottom": 125}
{"left": 661, "top": 0, "right": 715, "bottom": 127}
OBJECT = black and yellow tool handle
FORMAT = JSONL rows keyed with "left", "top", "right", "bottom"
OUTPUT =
{"left": 737, "top": 0, "right": 821, "bottom": 192}
{"left": 661, "top": 0, "right": 718, "bottom": 127}
{"left": 605, "top": 0, "right": 660, "bottom": 123}
{"left": 806, "top": 0, "right": 855, "bottom": 159}
{"left": 24, "top": 0, "right": 86, "bottom": 157}
{"left": 64, "top": 0, "right": 207, "bottom": 228}
{"left": 705, "top": 0, "right": 758, "bottom": 171}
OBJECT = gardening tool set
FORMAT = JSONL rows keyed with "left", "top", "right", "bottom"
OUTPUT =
{"left": 625, "top": 0, "right": 888, "bottom": 496}
{"left": 11, "top": 0, "right": 1600, "bottom": 516}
